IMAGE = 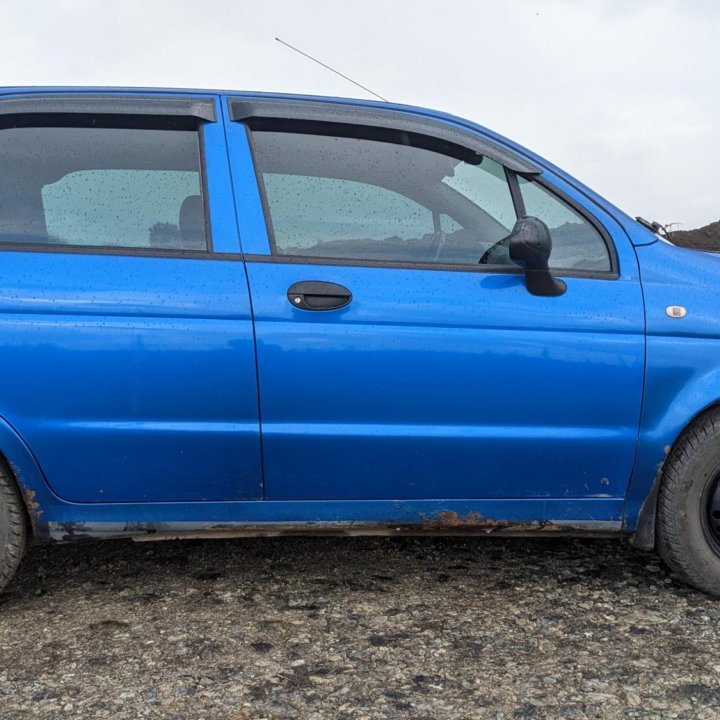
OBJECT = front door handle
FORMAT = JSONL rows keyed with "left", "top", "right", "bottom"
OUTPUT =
{"left": 287, "top": 281, "right": 353, "bottom": 311}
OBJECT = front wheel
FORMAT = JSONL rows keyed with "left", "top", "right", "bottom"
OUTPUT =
{"left": 657, "top": 408, "right": 720, "bottom": 595}
{"left": 0, "top": 461, "right": 26, "bottom": 593}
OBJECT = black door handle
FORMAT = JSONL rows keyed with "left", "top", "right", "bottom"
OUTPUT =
{"left": 287, "top": 281, "right": 352, "bottom": 311}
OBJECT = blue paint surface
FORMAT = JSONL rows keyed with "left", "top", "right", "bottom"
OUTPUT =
{"left": 0, "top": 86, "right": 712, "bottom": 538}
{"left": 246, "top": 261, "right": 643, "bottom": 501}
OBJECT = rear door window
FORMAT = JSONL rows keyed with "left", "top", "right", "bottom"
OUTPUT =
{"left": 0, "top": 126, "right": 208, "bottom": 251}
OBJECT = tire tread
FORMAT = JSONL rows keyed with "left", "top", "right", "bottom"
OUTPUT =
{"left": 657, "top": 407, "right": 720, "bottom": 594}
{"left": 0, "top": 461, "right": 26, "bottom": 592}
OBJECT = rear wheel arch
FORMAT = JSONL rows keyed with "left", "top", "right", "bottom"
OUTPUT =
{"left": 0, "top": 413, "right": 57, "bottom": 539}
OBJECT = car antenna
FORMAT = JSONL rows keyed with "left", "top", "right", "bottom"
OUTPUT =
{"left": 275, "top": 37, "right": 389, "bottom": 102}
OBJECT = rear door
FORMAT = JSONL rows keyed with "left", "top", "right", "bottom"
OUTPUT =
{"left": 0, "top": 93, "right": 261, "bottom": 502}
{"left": 226, "top": 99, "right": 645, "bottom": 503}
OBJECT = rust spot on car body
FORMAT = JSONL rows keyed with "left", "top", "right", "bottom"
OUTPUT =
{"left": 21, "top": 487, "right": 43, "bottom": 525}
{"left": 421, "top": 511, "right": 492, "bottom": 529}
{"left": 43, "top": 516, "right": 622, "bottom": 543}
{"left": 420, "top": 511, "right": 562, "bottom": 534}
{"left": 7, "top": 461, "right": 43, "bottom": 529}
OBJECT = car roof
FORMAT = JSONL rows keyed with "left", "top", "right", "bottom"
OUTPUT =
{"left": 0, "top": 84, "right": 505, "bottom": 150}
{"left": 0, "top": 85, "right": 423, "bottom": 113}
{"left": 0, "top": 85, "right": 524, "bottom": 163}
{"left": 0, "top": 85, "right": 537, "bottom": 165}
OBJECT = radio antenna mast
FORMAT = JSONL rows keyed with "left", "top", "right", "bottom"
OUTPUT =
{"left": 275, "top": 37, "right": 389, "bottom": 102}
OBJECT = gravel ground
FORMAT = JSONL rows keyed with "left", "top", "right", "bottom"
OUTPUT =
{"left": 0, "top": 535, "right": 718, "bottom": 719}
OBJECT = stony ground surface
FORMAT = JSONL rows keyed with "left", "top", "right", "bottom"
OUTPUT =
{"left": 0, "top": 536, "right": 719, "bottom": 719}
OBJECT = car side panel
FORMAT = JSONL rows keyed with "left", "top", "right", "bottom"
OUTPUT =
{"left": 224, "top": 103, "right": 646, "bottom": 503}
{"left": 624, "top": 241, "right": 720, "bottom": 530}
{"left": 0, "top": 95, "right": 262, "bottom": 503}
{"left": 0, "top": 252, "right": 261, "bottom": 503}
{"left": 0, "top": 90, "right": 657, "bottom": 534}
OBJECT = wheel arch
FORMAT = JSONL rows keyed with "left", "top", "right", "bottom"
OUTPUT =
{"left": 630, "top": 397, "right": 720, "bottom": 550}
{"left": 0, "top": 415, "right": 54, "bottom": 538}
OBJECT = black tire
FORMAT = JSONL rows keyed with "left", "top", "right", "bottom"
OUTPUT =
{"left": 657, "top": 407, "right": 720, "bottom": 595}
{"left": 0, "top": 461, "right": 26, "bottom": 593}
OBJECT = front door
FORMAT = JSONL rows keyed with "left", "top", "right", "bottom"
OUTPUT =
{"left": 229, "top": 110, "right": 644, "bottom": 502}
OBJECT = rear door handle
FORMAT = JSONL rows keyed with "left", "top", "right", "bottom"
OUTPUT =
{"left": 287, "top": 281, "right": 353, "bottom": 311}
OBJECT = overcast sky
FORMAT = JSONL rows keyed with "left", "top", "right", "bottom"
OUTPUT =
{"left": 1, "top": 0, "right": 718, "bottom": 229}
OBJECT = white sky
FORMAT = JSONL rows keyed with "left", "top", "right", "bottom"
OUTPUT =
{"left": 1, "top": 0, "right": 718, "bottom": 229}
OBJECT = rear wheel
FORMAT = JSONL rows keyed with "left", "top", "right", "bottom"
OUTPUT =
{"left": 657, "top": 408, "right": 720, "bottom": 595}
{"left": 0, "top": 462, "right": 26, "bottom": 593}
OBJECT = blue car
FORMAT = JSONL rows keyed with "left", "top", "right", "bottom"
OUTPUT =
{"left": 0, "top": 87, "right": 717, "bottom": 595}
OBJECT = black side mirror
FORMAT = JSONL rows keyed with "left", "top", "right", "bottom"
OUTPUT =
{"left": 508, "top": 217, "right": 567, "bottom": 297}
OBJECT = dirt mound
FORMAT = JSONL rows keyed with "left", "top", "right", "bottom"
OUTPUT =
{"left": 671, "top": 220, "right": 720, "bottom": 252}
